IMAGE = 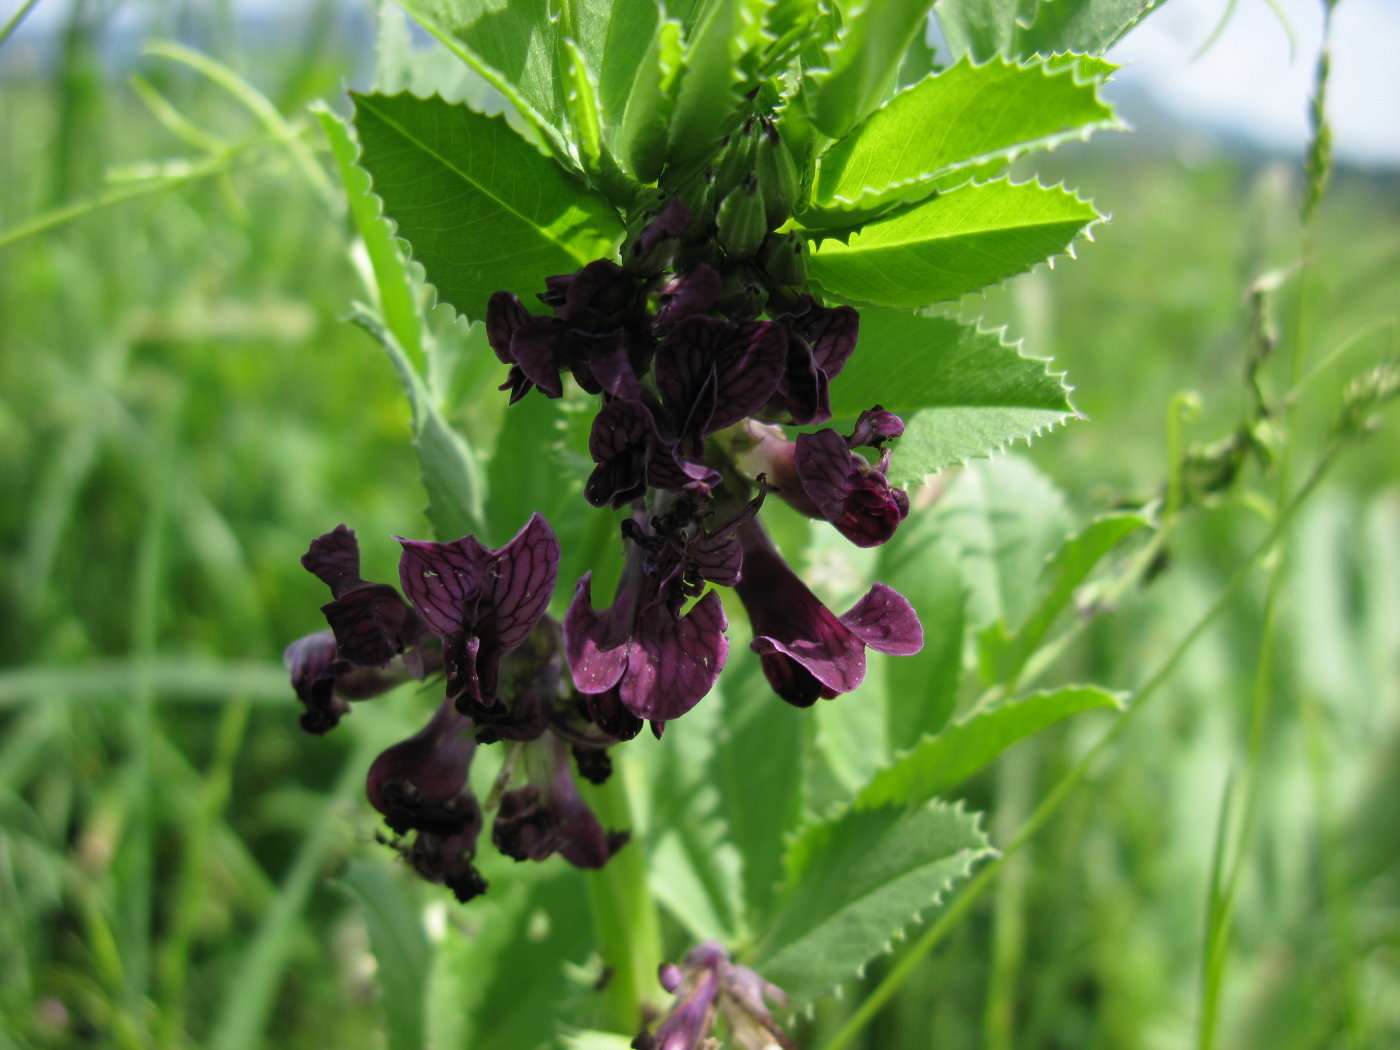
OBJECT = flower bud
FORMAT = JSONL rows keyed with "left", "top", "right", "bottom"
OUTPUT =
{"left": 756, "top": 232, "right": 807, "bottom": 288}
{"left": 754, "top": 117, "right": 798, "bottom": 229}
{"left": 716, "top": 175, "right": 767, "bottom": 260}
{"left": 711, "top": 118, "right": 758, "bottom": 199}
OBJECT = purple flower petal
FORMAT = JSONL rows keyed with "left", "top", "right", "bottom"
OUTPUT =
{"left": 564, "top": 574, "right": 728, "bottom": 722}
{"left": 734, "top": 520, "right": 921, "bottom": 705}
{"left": 793, "top": 429, "right": 852, "bottom": 521}
{"left": 839, "top": 582, "right": 923, "bottom": 655}
{"left": 655, "top": 318, "right": 786, "bottom": 438}
{"left": 585, "top": 399, "right": 655, "bottom": 509}
{"left": 302, "top": 526, "right": 423, "bottom": 666}
{"left": 794, "top": 429, "right": 910, "bottom": 548}
{"left": 366, "top": 699, "right": 479, "bottom": 837}
{"left": 301, "top": 524, "right": 365, "bottom": 597}
{"left": 491, "top": 736, "right": 626, "bottom": 869}
{"left": 509, "top": 318, "right": 568, "bottom": 398}
{"left": 653, "top": 264, "right": 722, "bottom": 331}
{"left": 396, "top": 514, "right": 560, "bottom": 706}
{"left": 847, "top": 405, "right": 905, "bottom": 448}
{"left": 486, "top": 291, "right": 530, "bottom": 365}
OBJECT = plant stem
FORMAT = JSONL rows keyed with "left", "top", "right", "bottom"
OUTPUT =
{"left": 583, "top": 757, "right": 665, "bottom": 1034}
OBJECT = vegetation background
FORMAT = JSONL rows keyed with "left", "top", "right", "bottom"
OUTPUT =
{"left": 1, "top": 2, "right": 1396, "bottom": 1049}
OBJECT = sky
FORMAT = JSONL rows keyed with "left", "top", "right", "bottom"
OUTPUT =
{"left": 1108, "top": 0, "right": 1400, "bottom": 167}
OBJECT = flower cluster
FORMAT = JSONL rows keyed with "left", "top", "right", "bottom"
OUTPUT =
{"left": 284, "top": 118, "right": 924, "bottom": 899}
{"left": 632, "top": 942, "right": 799, "bottom": 1050}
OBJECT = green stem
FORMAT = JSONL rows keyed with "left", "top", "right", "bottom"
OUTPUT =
{"left": 583, "top": 758, "right": 665, "bottom": 1034}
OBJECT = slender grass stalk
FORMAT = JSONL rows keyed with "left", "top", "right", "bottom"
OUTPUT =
{"left": 0, "top": 0, "right": 43, "bottom": 50}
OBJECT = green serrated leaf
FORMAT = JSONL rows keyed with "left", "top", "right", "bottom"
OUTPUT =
{"left": 398, "top": 0, "right": 573, "bottom": 160}
{"left": 618, "top": 18, "right": 684, "bottom": 181}
{"left": 856, "top": 685, "right": 1125, "bottom": 808}
{"left": 831, "top": 310, "right": 1073, "bottom": 480}
{"left": 314, "top": 104, "right": 423, "bottom": 368}
{"left": 807, "top": 0, "right": 939, "bottom": 139}
{"left": 807, "top": 177, "right": 1100, "bottom": 309}
{"left": 664, "top": 0, "right": 764, "bottom": 173}
{"left": 350, "top": 306, "right": 486, "bottom": 540}
{"left": 1016, "top": 0, "right": 1165, "bottom": 58}
{"left": 750, "top": 800, "right": 992, "bottom": 1006}
{"left": 937, "top": 0, "right": 1164, "bottom": 61}
{"left": 562, "top": 0, "right": 664, "bottom": 132}
{"left": 337, "top": 863, "right": 431, "bottom": 1050}
{"left": 983, "top": 511, "right": 1150, "bottom": 684}
{"left": 351, "top": 92, "right": 621, "bottom": 319}
{"left": 809, "top": 56, "right": 1118, "bottom": 221}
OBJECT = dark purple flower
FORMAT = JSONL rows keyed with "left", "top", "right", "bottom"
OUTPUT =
{"left": 283, "top": 629, "right": 422, "bottom": 734}
{"left": 624, "top": 197, "right": 693, "bottom": 276}
{"left": 635, "top": 942, "right": 798, "bottom": 1050}
{"left": 654, "top": 316, "right": 787, "bottom": 442}
{"left": 396, "top": 513, "right": 560, "bottom": 713}
{"left": 846, "top": 404, "right": 904, "bottom": 449}
{"left": 491, "top": 734, "right": 628, "bottom": 868}
{"left": 763, "top": 297, "right": 859, "bottom": 425}
{"left": 564, "top": 508, "right": 734, "bottom": 722}
{"left": 792, "top": 429, "right": 909, "bottom": 547}
{"left": 584, "top": 399, "right": 722, "bottom": 509}
{"left": 652, "top": 264, "right": 723, "bottom": 331}
{"left": 730, "top": 422, "right": 909, "bottom": 547}
{"left": 734, "top": 520, "right": 922, "bottom": 706}
{"left": 302, "top": 525, "right": 425, "bottom": 668}
{"left": 366, "top": 698, "right": 488, "bottom": 901}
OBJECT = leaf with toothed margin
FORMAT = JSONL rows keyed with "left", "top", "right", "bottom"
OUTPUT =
{"left": 664, "top": 0, "right": 767, "bottom": 173}
{"left": 748, "top": 800, "right": 993, "bottom": 1007}
{"left": 829, "top": 310, "right": 1074, "bottom": 483}
{"left": 351, "top": 92, "right": 622, "bottom": 320}
{"left": 805, "top": 56, "right": 1119, "bottom": 225}
{"left": 977, "top": 511, "right": 1150, "bottom": 686}
{"left": 396, "top": 0, "right": 573, "bottom": 162}
{"left": 938, "top": 0, "right": 1165, "bottom": 61}
{"left": 856, "top": 686, "right": 1126, "bottom": 809}
{"left": 806, "top": 0, "right": 939, "bottom": 139}
{"left": 806, "top": 177, "right": 1101, "bottom": 310}
{"left": 349, "top": 306, "right": 487, "bottom": 541}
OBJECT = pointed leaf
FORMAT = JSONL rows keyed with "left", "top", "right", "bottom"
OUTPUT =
{"left": 338, "top": 863, "right": 431, "bottom": 1050}
{"left": 856, "top": 685, "right": 1126, "bottom": 808}
{"left": 665, "top": 0, "right": 764, "bottom": 172}
{"left": 807, "top": 0, "right": 939, "bottom": 138}
{"left": 617, "top": 17, "right": 684, "bottom": 181}
{"left": 351, "top": 92, "right": 622, "bottom": 319}
{"left": 350, "top": 306, "right": 487, "bottom": 540}
{"left": 314, "top": 104, "right": 423, "bottom": 367}
{"left": 398, "top": 0, "right": 573, "bottom": 160}
{"left": 809, "top": 56, "right": 1119, "bottom": 221}
{"left": 808, "top": 177, "right": 1099, "bottom": 309}
{"left": 750, "top": 800, "right": 992, "bottom": 1006}
{"left": 566, "top": 0, "right": 665, "bottom": 131}
{"left": 832, "top": 310, "right": 1074, "bottom": 480}
{"left": 981, "top": 511, "right": 1150, "bottom": 683}
{"left": 938, "top": 0, "right": 1164, "bottom": 61}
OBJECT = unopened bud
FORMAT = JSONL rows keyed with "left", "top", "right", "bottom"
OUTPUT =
{"left": 716, "top": 175, "right": 767, "bottom": 259}
{"left": 754, "top": 118, "right": 798, "bottom": 229}
{"left": 712, "top": 118, "right": 758, "bottom": 199}
{"left": 756, "top": 232, "right": 807, "bottom": 287}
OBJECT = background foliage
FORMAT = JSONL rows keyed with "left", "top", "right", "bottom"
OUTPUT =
{"left": 1, "top": 2, "right": 1397, "bottom": 1049}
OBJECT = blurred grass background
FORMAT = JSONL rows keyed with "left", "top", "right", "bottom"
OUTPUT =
{"left": 1, "top": 2, "right": 1397, "bottom": 1048}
